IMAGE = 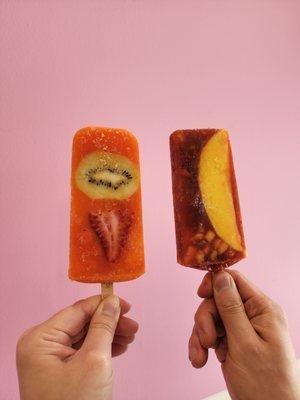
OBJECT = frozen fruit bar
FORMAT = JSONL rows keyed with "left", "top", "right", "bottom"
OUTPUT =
{"left": 69, "top": 127, "right": 145, "bottom": 283}
{"left": 170, "top": 129, "right": 246, "bottom": 271}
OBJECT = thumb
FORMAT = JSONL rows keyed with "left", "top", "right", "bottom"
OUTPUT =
{"left": 213, "top": 270, "right": 254, "bottom": 344}
{"left": 82, "top": 295, "right": 120, "bottom": 358}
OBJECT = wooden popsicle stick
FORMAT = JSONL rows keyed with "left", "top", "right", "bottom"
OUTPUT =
{"left": 101, "top": 282, "right": 114, "bottom": 298}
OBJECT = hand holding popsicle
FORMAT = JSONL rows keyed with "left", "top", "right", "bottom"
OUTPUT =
{"left": 17, "top": 296, "right": 139, "bottom": 400}
{"left": 189, "top": 270, "right": 300, "bottom": 400}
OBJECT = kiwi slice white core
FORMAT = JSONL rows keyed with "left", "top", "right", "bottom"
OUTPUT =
{"left": 75, "top": 151, "right": 140, "bottom": 200}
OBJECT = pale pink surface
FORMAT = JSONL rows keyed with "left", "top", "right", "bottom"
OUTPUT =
{"left": 1, "top": 1, "right": 300, "bottom": 399}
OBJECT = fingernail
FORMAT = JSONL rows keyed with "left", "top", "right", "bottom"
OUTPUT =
{"left": 101, "top": 296, "right": 120, "bottom": 317}
{"left": 213, "top": 272, "right": 231, "bottom": 292}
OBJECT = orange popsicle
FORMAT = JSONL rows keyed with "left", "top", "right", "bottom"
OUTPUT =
{"left": 69, "top": 127, "right": 145, "bottom": 283}
{"left": 170, "top": 129, "right": 246, "bottom": 271}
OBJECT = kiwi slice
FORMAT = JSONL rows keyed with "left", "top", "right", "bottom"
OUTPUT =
{"left": 75, "top": 151, "right": 140, "bottom": 200}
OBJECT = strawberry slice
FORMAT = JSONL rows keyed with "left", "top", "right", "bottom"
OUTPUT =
{"left": 89, "top": 210, "right": 131, "bottom": 262}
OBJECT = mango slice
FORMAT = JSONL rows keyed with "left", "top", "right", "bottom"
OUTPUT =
{"left": 198, "top": 130, "right": 243, "bottom": 251}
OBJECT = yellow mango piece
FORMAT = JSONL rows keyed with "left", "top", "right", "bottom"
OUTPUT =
{"left": 198, "top": 130, "right": 242, "bottom": 251}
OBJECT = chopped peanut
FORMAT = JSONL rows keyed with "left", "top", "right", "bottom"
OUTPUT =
{"left": 205, "top": 230, "right": 216, "bottom": 242}
{"left": 202, "top": 244, "right": 211, "bottom": 255}
{"left": 183, "top": 246, "right": 197, "bottom": 264}
{"left": 212, "top": 237, "right": 222, "bottom": 249}
{"left": 195, "top": 250, "right": 205, "bottom": 263}
{"left": 191, "top": 233, "right": 205, "bottom": 243}
{"left": 217, "top": 241, "right": 229, "bottom": 254}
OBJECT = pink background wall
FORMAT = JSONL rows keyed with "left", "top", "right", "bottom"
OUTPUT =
{"left": 1, "top": 1, "right": 300, "bottom": 399}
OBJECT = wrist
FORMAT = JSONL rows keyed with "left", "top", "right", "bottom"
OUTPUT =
{"left": 275, "top": 372, "right": 300, "bottom": 400}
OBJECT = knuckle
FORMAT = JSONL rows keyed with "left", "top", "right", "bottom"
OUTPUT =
{"left": 202, "top": 334, "right": 217, "bottom": 349}
{"left": 194, "top": 309, "right": 203, "bottom": 325}
{"left": 125, "top": 335, "right": 135, "bottom": 344}
{"left": 90, "top": 317, "right": 114, "bottom": 335}
{"left": 221, "top": 298, "right": 244, "bottom": 315}
{"left": 85, "top": 351, "right": 111, "bottom": 370}
{"left": 16, "top": 328, "right": 35, "bottom": 363}
{"left": 256, "top": 294, "right": 269, "bottom": 309}
{"left": 194, "top": 298, "right": 214, "bottom": 324}
{"left": 269, "top": 301, "right": 286, "bottom": 324}
{"left": 263, "top": 296, "right": 275, "bottom": 311}
{"left": 251, "top": 295, "right": 287, "bottom": 328}
{"left": 271, "top": 300, "right": 283, "bottom": 314}
{"left": 194, "top": 304, "right": 203, "bottom": 324}
{"left": 245, "top": 295, "right": 266, "bottom": 318}
{"left": 262, "top": 296, "right": 283, "bottom": 315}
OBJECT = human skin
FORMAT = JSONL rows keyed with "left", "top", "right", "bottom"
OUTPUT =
{"left": 188, "top": 270, "right": 300, "bottom": 400}
{"left": 16, "top": 295, "right": 138, "bottom": 400}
